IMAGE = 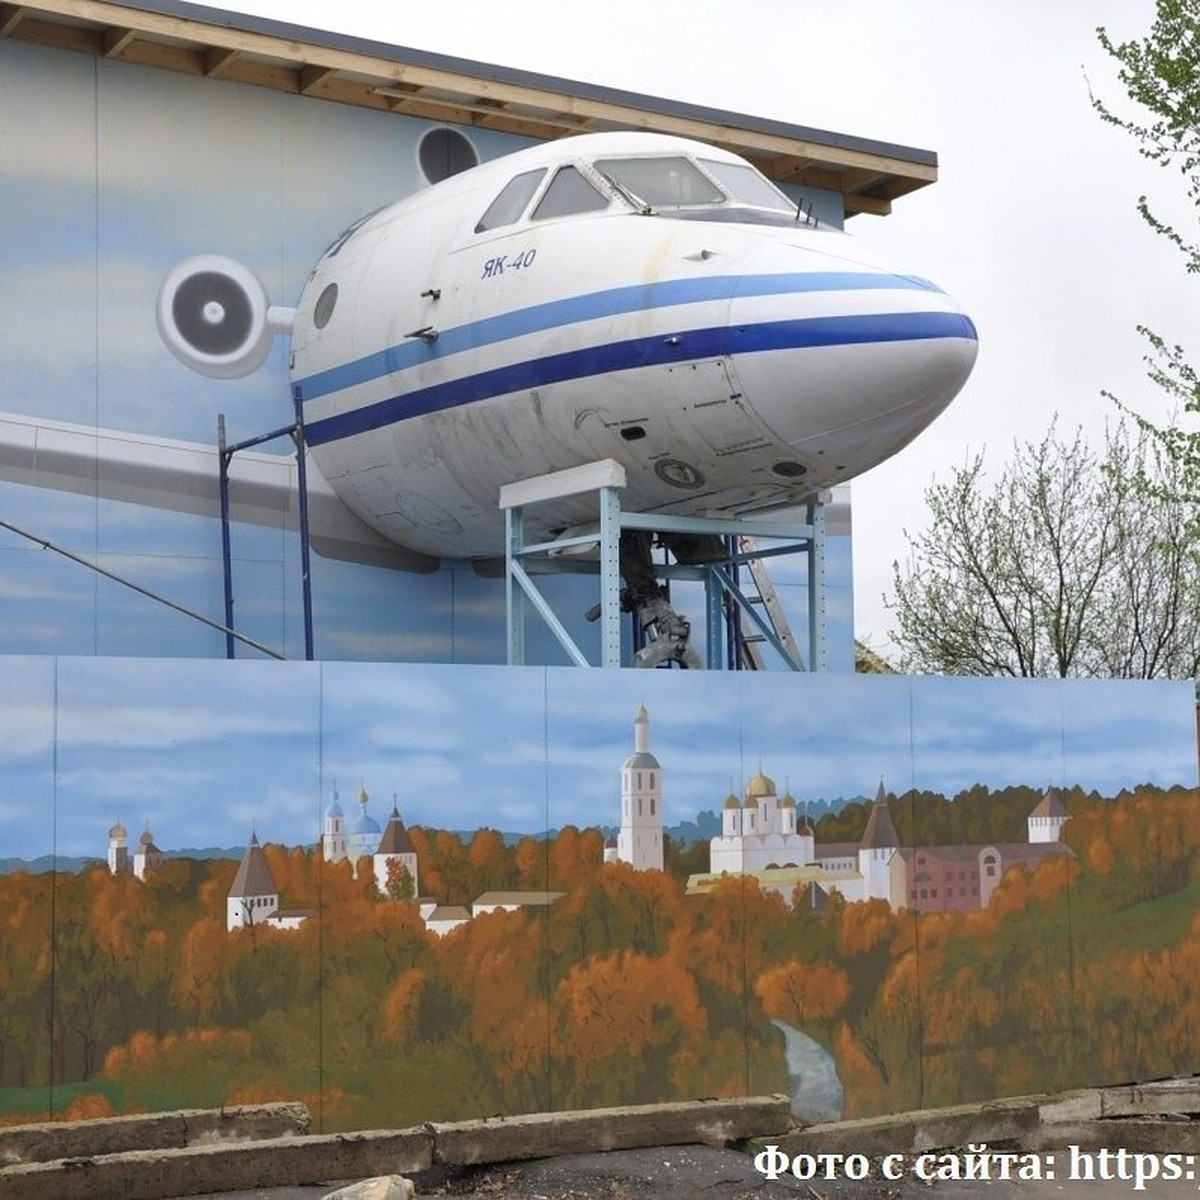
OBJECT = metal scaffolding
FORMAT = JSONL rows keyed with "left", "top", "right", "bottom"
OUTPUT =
{"left": 500, "top": 459, "right": 829, "bottom": 671}
{"left": 217, "top": 390, "right": 315, "bottom": 660}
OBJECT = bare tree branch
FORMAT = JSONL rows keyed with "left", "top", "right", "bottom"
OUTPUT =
{"left": 887, "top": 420, "right": 1200, "bottom": 678}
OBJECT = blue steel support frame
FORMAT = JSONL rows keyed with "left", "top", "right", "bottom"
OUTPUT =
{"left": 501, "top": 459, "right": 831, "bottom": 670}
{"left": 807, "top": 494, "right": 827, "bottom": 673}
{"left": 598, "top": 484, "right": 623, "bottom": 667}
{"left": 217, "top": 407, "right": 316, "bottom": 661}
{"left": 705, "top": 569, "right": 726, "bottom": 669}
{"left": 504, "top": 502, "right": 526, "bottom": 668}
{"left": 502, "top": 460, "right": 628, "bottom": 668}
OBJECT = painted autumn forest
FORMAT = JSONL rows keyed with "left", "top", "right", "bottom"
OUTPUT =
{"left": 4, "top": 783, "right": 1200, "bottom": 1132}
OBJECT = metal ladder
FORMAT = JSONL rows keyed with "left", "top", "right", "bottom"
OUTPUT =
{"left": 734, "top": 536, "right": 804, "bottom": 670}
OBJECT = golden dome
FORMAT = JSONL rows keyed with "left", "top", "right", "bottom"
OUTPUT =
{"left": 745, "top": 770, "right": 776, "bottom": 800}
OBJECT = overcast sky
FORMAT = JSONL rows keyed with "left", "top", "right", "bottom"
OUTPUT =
{"left": 179, "top": 0, "right": 1191, "bottom": 657}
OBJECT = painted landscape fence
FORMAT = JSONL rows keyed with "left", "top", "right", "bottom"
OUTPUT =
{"left": 0, "top": 661, "right": 1196, "bottom": 1131}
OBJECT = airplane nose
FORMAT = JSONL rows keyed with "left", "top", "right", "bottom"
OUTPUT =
{"left": 727, "top": 243, "right": 978, "bottom": 480}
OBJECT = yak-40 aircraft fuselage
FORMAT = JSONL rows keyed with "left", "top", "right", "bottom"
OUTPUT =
{"left": 158, "top": 130, "right": 978, "bottom": 566}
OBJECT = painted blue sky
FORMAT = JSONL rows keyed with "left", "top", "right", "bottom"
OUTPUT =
{"left": 2, "top": 17, "right": 1197, "bottom": 869}
{"left": 0, "top": 35, "right": 853, "bottom": 668}
{"left": 2, "top": 659, "right": 1194, "bottom": 862}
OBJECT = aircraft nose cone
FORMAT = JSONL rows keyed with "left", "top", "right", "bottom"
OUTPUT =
{"left": 725, "top": 242, "right": 978, "bottom": 481}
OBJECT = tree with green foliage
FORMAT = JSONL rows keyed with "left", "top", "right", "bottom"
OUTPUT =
{"left": 888, "top": 419, "right": 1200, "bottom": 676}
{"left": 1094, "top": 3, "right": 1200, "bottom": 497}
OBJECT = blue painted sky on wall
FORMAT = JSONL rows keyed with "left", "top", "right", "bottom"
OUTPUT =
{"left": 0, "top": 37, "right": 854, "bottom": 668}
{"left": 1, "top": 659, "right": 1194, "bottom": 862}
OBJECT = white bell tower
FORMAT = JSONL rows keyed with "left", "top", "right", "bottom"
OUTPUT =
{"left": 617, "top": 704, "right": 663, "bottom": 871}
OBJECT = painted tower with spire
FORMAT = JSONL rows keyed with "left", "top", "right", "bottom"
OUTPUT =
{"left": 1027, "top": 786, "right": 1070, "bottom": 843}
{"left": 322, "top": 787, "right": 347, "bottom": 863}
{"left": 226, "top": 832, "right": 280, "bottom": 932}
{"left": 374, "top": 800, "right": 419, "bottom": 899}
{"left": 858, "top": 782, "right": 902, "bottom": 904}
{"left": 617, "top": 704, "right": 663, "bottom": 871}
{"left": 107, "top": 822, "right": 129, "bottom": 875}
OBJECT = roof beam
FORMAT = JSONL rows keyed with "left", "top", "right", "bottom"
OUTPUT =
{"left": 101, "top": 23, "right": 133, "bottom": 56}
{"left": 203, "top": 45, "right": 237, "bottom": 77}
{"left": 2, "top": 8, "right": 102, "bottom": 51}
{"left": 3, "top": 0, "right": 938, "bottom": 214}
{"left": 839, "top": 167, "right": 892, "bottom": 194}
{"left": 20, "top": 1, "right": 932, "bottom": 170}
{"left": 371, "top": 85, "right": 589, "bottom": 136}
{"left": 298, "top": 63, "right": 334, "bottom": 94}
{"left": 753, "top": 153, "right": 820, "bottom": 184}
{"left": 844, "top": 194, "right": 892, "bottom": 217}
{"left": 0, "top": 5, "right": 26, "bottom": 37}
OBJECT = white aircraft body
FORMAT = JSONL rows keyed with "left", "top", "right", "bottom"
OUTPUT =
{"left": 155, "top": 130, "right": 978, "bottom": 567}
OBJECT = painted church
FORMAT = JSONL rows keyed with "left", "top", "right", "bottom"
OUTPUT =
{"left": 321, "top": 784, "right": 385, "bottom": 868}
{"left": 688, "top": 775, "right": 908, "bottom": 906}
{"left": 106, "top": 822, "right": 164, "bottom": 881}
{"left": 594, "top": 698, "right": 1076, "bottom": 913}
{"left": 318, "top": 784, "right": 421, "bottom": 899}
{"left": 688, "top": 768, "right": 1075, "bottom": 912}
{"left": 224, "top": 796, "right": 423, "bottom": 932}
{"left": 225, "top": 790, "right": 559, "bottom": 937}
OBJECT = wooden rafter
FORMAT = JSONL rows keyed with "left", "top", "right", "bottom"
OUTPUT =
{"left": 0, "top": 0, "right": 939, "bottom": 219}
{"left": 101, "top": 22, "right": 132, "bottom": 55}
{"left": 297, "top": 63, "right": 333, "bottom": 94}
{"left": 0, "top": 4, "right": 27, "bottom": 37}
{"left": 202, "top": 45, "right": 237, "bottom": 77}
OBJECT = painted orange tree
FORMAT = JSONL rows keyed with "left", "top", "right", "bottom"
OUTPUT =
{"left": 3, "top": 791, "right": 1200, "bottom": 1130}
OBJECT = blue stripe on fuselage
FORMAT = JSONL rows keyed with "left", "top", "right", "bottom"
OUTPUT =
{"left": 303, "top": 310, "right": 977, "bottom": 448}
{"left": 294, "top": 271, "right": 942, "bottom": 402}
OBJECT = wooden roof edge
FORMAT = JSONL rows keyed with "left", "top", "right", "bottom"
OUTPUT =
{"left": 17, "top": 0, "right": 939, "bottom": 183}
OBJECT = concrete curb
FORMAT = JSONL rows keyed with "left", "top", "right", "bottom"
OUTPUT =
{"left": 751, "top": 1093, "right": 1049, "bottom": 1157}
{"left": 1031, "top": 1119, "right": 1200, "bottom": 1154}
{"left": 0, "top": 1103, "right": 310, "bottom": 1168}
{"left": 0, "top": 1128, "right": 434, "bottom": 1200}
{"left": 432, "top": 1094, "right": 793, "bottom": 1165}
{"left": 17, "top": 1081, "right": 1200, "bottom": 1200}
{"left": 0, "top": 1095, "right": 794, "bottom": 1200}
{"left": 1040, "top": 1078, "right": 1200, "bottom": 1123}
{"left": 746, "top": 1077, "right": 1200, "bottom": 1161}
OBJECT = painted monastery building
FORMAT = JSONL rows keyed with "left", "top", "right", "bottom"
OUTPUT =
{"left": 226, "top": 788, "right": 560, "bottom": 937}
{"left": 687, "top": 770, "right": 1074, "bottom": 912}
{"left": 226, "top": 833, "right": 315, "bottom": 933}
{"left": 106, "top": 823, "right": 164, "bottom": 881}
{"left": 110, "top": 784, "right": 560, "bottom": 938}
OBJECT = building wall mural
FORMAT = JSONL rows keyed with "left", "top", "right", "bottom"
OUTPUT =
{"left": 0, "top": 36, "right": 854, "bottom": 670}
{"left": 0, "top": 660, "right": 1196, "bottom": 1130}
{"left": 4, "top": 18, "right": 1200, "bottom": 1142}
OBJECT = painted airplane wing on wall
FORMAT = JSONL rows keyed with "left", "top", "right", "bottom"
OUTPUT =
{"left": 0, "top": 410, "right": 438, "bottom": 573}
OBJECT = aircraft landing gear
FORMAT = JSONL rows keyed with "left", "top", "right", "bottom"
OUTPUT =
{"left": 619, "top": 531, "right": 702, "bottom": 669}
{"left": 501, "top": 458, "right": 829, "bottom": 671}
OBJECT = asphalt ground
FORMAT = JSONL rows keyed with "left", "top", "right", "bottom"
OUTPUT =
{"left": 175, "top": 1142, "right": 1200, "bottom": 1199}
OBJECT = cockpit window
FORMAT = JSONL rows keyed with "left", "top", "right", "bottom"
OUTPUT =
{"left": 531, "top": 166, "right": 610, "bottom": 220}
{"left": 595, "top": 156, "right": 724, "bottom": 208}
{"left": 475, "top": 169, "right": 547, "bottom": 233}
{"left": 699, "top": 159, "right": 795, "bottom": 213}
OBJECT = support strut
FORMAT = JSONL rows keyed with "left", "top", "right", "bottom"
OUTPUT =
{"left": 500, "top": 458, "right": 831, "bottom": 670}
